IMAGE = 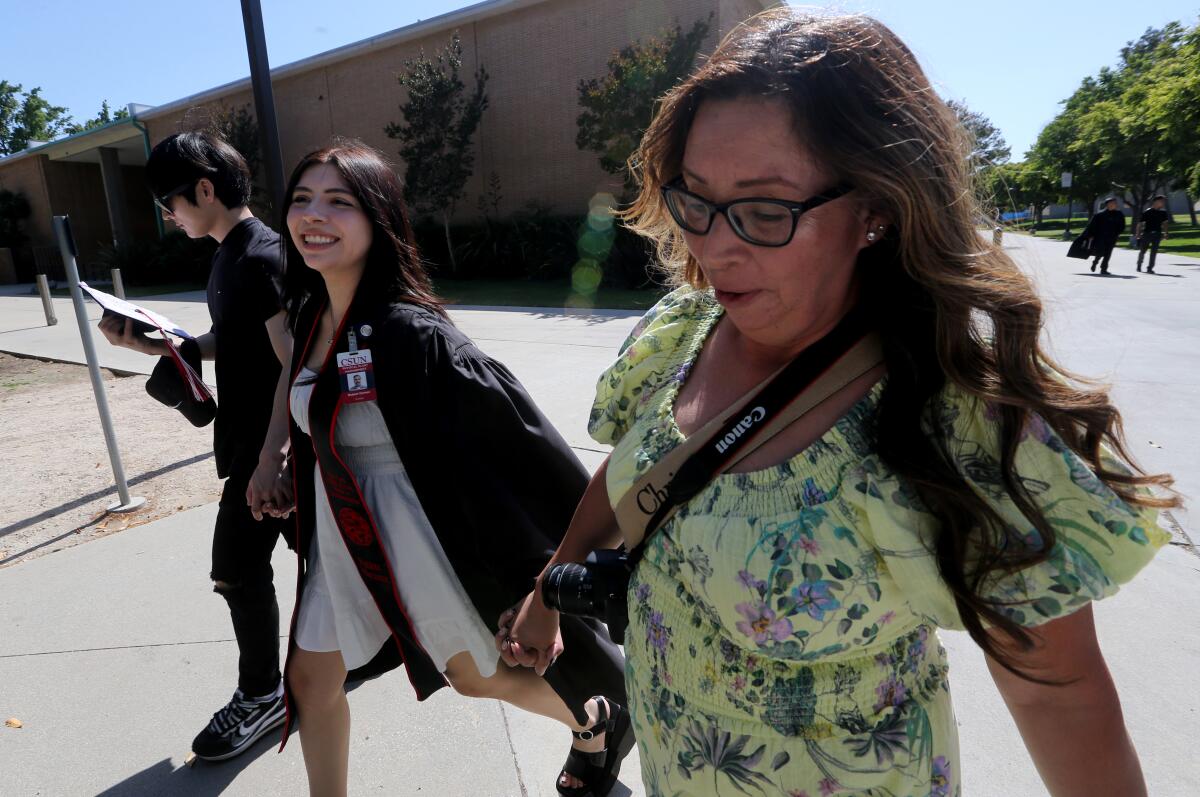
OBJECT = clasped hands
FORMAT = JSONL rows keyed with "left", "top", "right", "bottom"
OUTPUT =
{"left": 495, "top": 590, "right": 564, "bottom": 676}
{"left": 246, "top": 455, "right": 295, "bottom": 521}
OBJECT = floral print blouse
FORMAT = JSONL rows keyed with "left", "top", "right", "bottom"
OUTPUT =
{"left": 589, "top": 286, "right": 1168, "bottom": 797}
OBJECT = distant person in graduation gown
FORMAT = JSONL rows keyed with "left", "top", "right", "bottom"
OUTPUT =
{"left": 272, "top": 142, "right": 632, "bottom": 797}
{"left": 1083, "top": 197, "right": 1126, "bottom": 274}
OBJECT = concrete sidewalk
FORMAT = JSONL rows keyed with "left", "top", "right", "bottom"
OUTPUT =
{"left": 0, "top": 288, "right": 639, "bottom": 460}
{"left": 2, "top": 235, "right": 1199, "bottom": 795}
{"left": 0, "top": 503, "right": 643, "bottom": 797}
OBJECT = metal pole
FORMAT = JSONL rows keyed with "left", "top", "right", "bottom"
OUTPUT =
{"left": 36, "top": 274, "right": 57, "bottom": 326}
{"left": 240, "top": 0, "right": 286, "bottom": 212}
{"left": 54, "top": 215, "right": 145, "bottom": 513}
{"left": 111, "top": 268, "right": 126, "bottom": 300}
{"left": 1062, "top": 195, "right": 1073, "bottom": 240}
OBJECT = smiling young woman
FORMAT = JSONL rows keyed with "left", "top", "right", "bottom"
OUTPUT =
{"left": 270, "top": 142, "right": 631, "bottom": 797}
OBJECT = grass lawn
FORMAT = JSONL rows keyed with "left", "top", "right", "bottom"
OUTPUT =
{"left": 434, "top": 278, "right": 668, "bottom": 311}
{"left": 1011, "top": 214, "right": 1200, "bottom": 258}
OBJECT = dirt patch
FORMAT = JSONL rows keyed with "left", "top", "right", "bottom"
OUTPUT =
{"left": 0, "top": 353, "right": 222, "bottom": 567}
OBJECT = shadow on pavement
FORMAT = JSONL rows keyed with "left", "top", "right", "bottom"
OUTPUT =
{"left": 450, "top": 304, "right": 642, "bottom": 324}
{"left": 530, "top": 310, "right": 640, "bottom": 326}
{"left": 94, "top": 729, "right": 282, "bottom": 796}
{"left": 1078, "top": 273, "right": 1138, "bottom": 279}
{"left": 0, "top": 513, "right": 107, "bottom": 566}
{"left": 0, "top": 452, "right": 214, "bottom": 542}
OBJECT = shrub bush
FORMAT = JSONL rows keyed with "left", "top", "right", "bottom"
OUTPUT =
{"left": 93, "top": 232, "right": 216, "bottom": 286}
{"left": 413, "top": 202, "right": 658, "bottom": 287}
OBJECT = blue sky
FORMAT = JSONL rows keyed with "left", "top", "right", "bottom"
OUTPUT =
{"left": 2, "top": 1, "right": 1197, "bottom": 158}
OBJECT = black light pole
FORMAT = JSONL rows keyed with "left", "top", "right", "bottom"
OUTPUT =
{"left": 240, "top": 0, "right": 286, "bottom": 214}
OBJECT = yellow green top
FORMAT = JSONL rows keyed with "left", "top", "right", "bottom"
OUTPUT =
{"left": 590, "top": 286, "right": 1167, "bottom": 797}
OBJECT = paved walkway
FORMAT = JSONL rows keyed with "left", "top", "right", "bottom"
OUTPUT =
{"left": 1, "top": 234, "right": 1197, "bottom": 795}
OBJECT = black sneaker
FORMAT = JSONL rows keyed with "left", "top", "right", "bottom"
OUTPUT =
{"left": 192, "top": 684, "right": 286, "bottom": 761}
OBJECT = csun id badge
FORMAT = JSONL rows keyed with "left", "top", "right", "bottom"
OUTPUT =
{"left": 337, "top": 327, "right": 376, "bottom": 403}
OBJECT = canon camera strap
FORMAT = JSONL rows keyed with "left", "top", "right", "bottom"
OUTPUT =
{"left": 615, "top": 307, "right": 883, "bottom": 563}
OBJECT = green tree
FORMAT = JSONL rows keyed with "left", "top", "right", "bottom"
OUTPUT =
{"left": 385, "top": 32, "right": 489, "bottom": 273}
{"left": 978, "top": 161, "right": 1058, "bottom": 227}
{"left": 1014, "top": 162, "right": 1061, "bottom": 228}
{"left": 1027, "top": 23, "right": 1200, "bottom": 230}
{"left": 946, "top": 98, "right": 1011, "bottom": 173}
{"left": 1073, "top": 26, "right": 1185, "bottom": 214}
{"left": 576, "top": 15, "right": 712, "bottom": 193}
{"left": 0, "top": 81, "right": 21, "bottom": 153}
{"left": 0, "top": 83, "right": 75, "bottom": 155}
{"left": 1142, "top": 23, "right": 1200, "bottom": 223}
{"left": 209, "top": 104, "right": 268, "bottom": 213}
{"left": 1029, "top": 86, "right": 1112, "bottom": 220}
{"left": 67, "top": 100, "right": 130, "bottom": 134}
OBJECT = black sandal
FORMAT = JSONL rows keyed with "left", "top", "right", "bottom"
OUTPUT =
{"left": 556, "top": 696, "right": 635, "bottom": 797}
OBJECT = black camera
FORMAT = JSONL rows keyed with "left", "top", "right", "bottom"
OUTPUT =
{"left": 541, "top": 549, "right": 631, "bottom": 644}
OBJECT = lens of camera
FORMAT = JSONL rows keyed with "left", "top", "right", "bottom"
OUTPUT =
{"left": 542, "top": 562, "right": 601, "bottom": 616}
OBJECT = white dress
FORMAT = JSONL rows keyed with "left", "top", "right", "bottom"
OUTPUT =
{"left": 290, "top": 367, "right": 498, "bottom": 675}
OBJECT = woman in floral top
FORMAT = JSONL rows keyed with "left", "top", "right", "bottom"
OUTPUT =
{"left": 501, "top": 10, "right": 1177, "bottom": 796}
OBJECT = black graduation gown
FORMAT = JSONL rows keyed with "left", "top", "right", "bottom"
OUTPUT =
{"left": 1082, "top": 209, "right": 1126, "bottom": 252}
{"left": 279, "top": 294, "right": 626, "bottom": 745}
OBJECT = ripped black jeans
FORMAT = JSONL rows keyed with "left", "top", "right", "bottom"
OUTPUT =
{"left": 211, "top": 468, "right": 288, "bottom": 698}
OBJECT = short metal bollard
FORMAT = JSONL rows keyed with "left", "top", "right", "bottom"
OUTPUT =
{"left": 36, "top": 273, "right": 57, "bottom": 326}
{"left": 993, "top": 226, "right": 1003, "bottom": 246}
{"left": 111, "top": 268, "right": 126, "bottom": 300}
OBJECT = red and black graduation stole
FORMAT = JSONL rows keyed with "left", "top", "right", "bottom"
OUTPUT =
{"left": 302, "top": 306, "right": 444, "bottom": 696}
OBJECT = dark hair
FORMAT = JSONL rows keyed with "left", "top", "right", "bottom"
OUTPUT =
{"left": 626, "top": 9, "right": 1176, "bottom": 677}
{"left": 1153, "top": 194, "right": 1167, "bottom": 202}
{"left": 146, "top": 131, "right": 252, "bottom": 209}
{"left": 280, "top": 140, "right": 444, "bottom": 333}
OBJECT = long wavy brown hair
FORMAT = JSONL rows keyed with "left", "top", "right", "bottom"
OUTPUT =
{"left": 625, "top": 9, "right": 1177, "bottom": 674}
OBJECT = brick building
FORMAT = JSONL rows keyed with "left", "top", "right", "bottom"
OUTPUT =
{"left": 0, "top": 0, "right": 769, "bottom": 280}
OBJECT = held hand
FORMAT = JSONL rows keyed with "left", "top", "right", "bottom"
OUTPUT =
{"left": 260, "top": 476, "right": 295, "bottom": 520}
{"left": 97, "top": 316, "right": 167, "bottom": 356}
{"left": 246, "top": 457, "right": 294, "bottom": 521}
{"left": 500, "top": 591, "right": 564, "bottom": 676}
{"left": 495, "top": 603, "right": 530, "bottom": 668}
{"left": 496, "top": 597, "right": 553, "bottom": 670}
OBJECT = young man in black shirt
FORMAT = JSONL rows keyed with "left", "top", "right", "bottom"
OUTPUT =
{"left": 98, "top": 132, "right": 293, "bottom": 761}
{"left": 1136, "top": 195, "right": 1171, "bottom": 273}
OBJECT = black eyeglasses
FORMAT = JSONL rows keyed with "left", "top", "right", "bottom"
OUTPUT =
{"left": 661, "top": 179, "right": 852, "bottom": 247}
{"left": 153, "top": 182, "right": 194, "bottom": 217}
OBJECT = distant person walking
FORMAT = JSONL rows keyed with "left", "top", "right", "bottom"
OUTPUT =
{"left": 1136, "top": 195, "right": 1170, "bottom": 273}
{"left": 1082, "top": 197, "right": 1126, "bottom": 274}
